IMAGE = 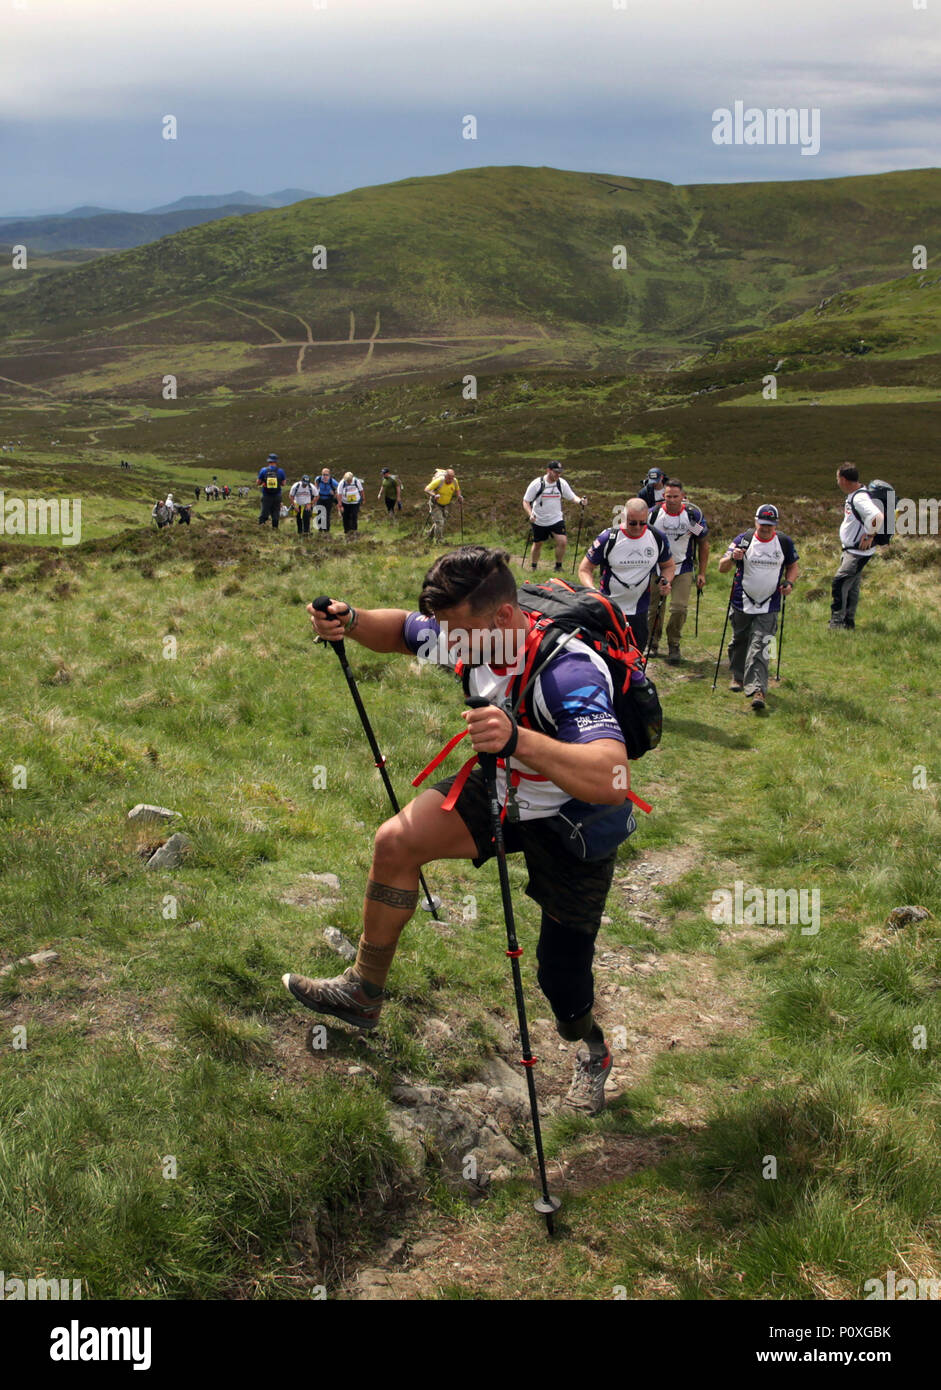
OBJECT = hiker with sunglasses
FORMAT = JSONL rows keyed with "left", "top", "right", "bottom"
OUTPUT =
{"left": 577, "top": 497, "right": 675, "bottom": 653}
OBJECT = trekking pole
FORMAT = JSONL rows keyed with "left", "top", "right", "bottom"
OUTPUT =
{"left": 569, "top": 502, "right": 586, "bottom": 575}
{"left": 695, "top": 582, "right": 701, "bottom": 638}
{"left": 711, "top": 573, "right": 737, "bottom": 692}
{"left": 520, "top": 519, "right": 534, "bottom": 565}
{"left": 692, "top": 539, "right": 701, "bottom": 637}
{"left": 466, "top": 696, "right": 561, "bottom": 1237}
{"left": 644, "top": 585, "right": 665, "bottom": 663}
{"left": 774, "top": 592, "right": 786, "bottom": 682}
{"left": 459, "top": 499, "right": 464, "bottom": 544}
{"left": 311, "top": 597, "right": 441, "bottom": 918}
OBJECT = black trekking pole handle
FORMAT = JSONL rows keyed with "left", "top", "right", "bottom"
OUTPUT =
{"left": 465, "top": 697, "right": 561, "bottom": 1236}
{"left": 311, "top": 597, "right": 441, "bottom": 919}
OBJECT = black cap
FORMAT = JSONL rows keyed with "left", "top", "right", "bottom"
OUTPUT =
{"left": 755, "top": 504, "right": 779, "bottom": 525}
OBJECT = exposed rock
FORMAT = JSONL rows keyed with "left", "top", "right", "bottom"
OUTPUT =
{"left": 144, "top": 832, "right": 191, "bottom": 869}
{"left": 0, "top": 949, "right": 59, "bottom": 978}
{"left": 308, "top": 873, "right": 341, "bottom": 893}
{"left": 885, "top": 905, "right": 933, "bottom": 931}
{"left": 385, "top": 1080, "right": 525, "bottom": 1190}
{"left": 128, "top": 804, "right": 179, "bottom": 823}
{"left": 323, "top": 926, "right": 356, "bottom": 961}
{"left": 421, "top": 1017, "right": 454, "bottom": 1047}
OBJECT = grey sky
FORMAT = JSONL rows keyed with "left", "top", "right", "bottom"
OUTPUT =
{"left": 2, "top": 0, "right": 939, "bottom": 212}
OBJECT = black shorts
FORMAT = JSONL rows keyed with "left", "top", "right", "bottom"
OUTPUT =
{"left": 384, "top": 495, "right": 396, "bottom": 512}
{"left": 432, "top": 768, "right": 616, "bottom": 936}
{"left": 531, "top": 520, "right": 567, "bottom": 543}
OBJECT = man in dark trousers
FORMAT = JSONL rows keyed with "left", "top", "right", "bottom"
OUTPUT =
{"left": 282, "top": 546, "right": 637, "bottom": 1115}
{"left": 830, "top": 463, "right": 884, "bottom": 629}
{"left": 257, "top": 453, "right": 286, "bottom": 528}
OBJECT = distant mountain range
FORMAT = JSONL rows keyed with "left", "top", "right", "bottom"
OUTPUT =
{"left": 0, "top": 190, "right": 319, "bottom": 251}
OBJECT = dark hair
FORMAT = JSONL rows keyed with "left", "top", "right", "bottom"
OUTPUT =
{"left": 419, "top": 546, "right": 516, "bottom": 616}
{"left": 664, "top": 478, "right": 684, "bottom": 490}
{"left": 838, "top": 464, "right": 859, "bottom": 482}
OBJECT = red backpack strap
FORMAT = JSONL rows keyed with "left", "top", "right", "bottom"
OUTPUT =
{"left": 412, "top": 728, "right": 470, "bottom": 788}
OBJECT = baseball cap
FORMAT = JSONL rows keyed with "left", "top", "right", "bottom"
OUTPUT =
{"left": 302, "top": 474, "right": 310, "bottom": 483}
{"left": 267, "top": 453, "right": 279, "bottom": 462}
{"left": 381, "top": 467, "right": 391, "bottom": 474}
{"left": 755, "top": 504, "right": 779, "bottom": 525}
{"left": 647, "top": 467, "right": 666, "bottom": 482}
{"left": 547, "top": 459, "right": 564, "bottom": 471}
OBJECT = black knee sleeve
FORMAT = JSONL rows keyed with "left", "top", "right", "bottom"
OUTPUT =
{"left": 536, "top": 911, "right": 596, "bottom": 1031}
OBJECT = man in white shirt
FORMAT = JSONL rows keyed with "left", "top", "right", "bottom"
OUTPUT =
{"left": 831, "top": 464, "right": 884, "bottom": 630}
{"left": 577, "top": 497, "right": 674, "bottom": 652}
{"left": 523, "top": 460, "right": 586, "bottom": 572}
{"left": 289, "top": 474, "right": 316, "bottom": 535}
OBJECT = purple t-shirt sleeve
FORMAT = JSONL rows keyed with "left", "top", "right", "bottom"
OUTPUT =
{"left": 536, "top": 651, "right": 625, "bottom": 747}
{"left": 585, "top": 529, "right": 612, "bottom": 564}
{"left": 402, "top": 610, "right": 444, "bottom": 659}
{"left": 651, "top": 526, "right": 671, "bottom": 564}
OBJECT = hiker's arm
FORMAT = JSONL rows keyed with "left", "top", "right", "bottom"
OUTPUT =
{"left": 463, "top": 710, "right": 627, "bottom": 805}
{"left": 782, "top": 561, "right": 800, "bottom": 590}
{"left": 308, "top": 601, "right": 413, "bottom": 655}
{"left": 718, "top": 546, "right": 741, "bottom": 573}
{"left": 657, "top": 557, "right": 676, "bottom": 589}
{"left": 697, "top": 538, "right": 710, "bottom": 585}
{"left": 577, "top": 557, "right": 597, "bottom": 588}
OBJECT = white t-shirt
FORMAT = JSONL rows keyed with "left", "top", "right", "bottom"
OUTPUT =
{"left": 840, "top": 488, "right": 882, "bottom": 556}
{"left": 524, "top": 475, "right": 579, "bottom": 526}
{"left": 337, "top": 478, "right": 364, "bottom": 504}
{"left": 587, "top": 525, "right": 669, "bottom": 616}
{"left": 290, "top": 481, "right": 315, "bottom": 506}
{"left": 739, "top": 533, "right": 786, "bottom": 614}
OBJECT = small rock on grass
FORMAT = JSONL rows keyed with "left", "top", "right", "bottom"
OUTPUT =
{"left": 128, "top": 804, "right": 179, "bottom": 822}
{"left": 885, "top": 905, "right": 933, "bottom": 931}
{"left": 145, "top": 833, "right": 191, "bottom": 869}
{"left": 0, "top": 949, "right": 59, "bottom": 978}
{"left": 323, "top": 926, "right": 356, "bottom": 961}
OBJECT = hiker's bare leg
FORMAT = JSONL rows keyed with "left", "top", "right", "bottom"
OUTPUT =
{"left": 530, "top": 540, "right": 542, "bottom": 566}
{"left": 555, "top": 534, "right": 567, "bottom": 565}
{"left": 363, "top": 789, "right": 477, "bottom": 951}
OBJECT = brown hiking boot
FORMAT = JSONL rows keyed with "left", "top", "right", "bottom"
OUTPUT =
{"left": 281, "top": 966, "right": 384, "bottom": 1030}
{"left": 560, "top": 1045, "right": 612, "bottom": 1116}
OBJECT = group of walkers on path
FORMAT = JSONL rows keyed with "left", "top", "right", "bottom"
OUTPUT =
{"left": 279, "top": 457, "right": 889, "bottom": 1128}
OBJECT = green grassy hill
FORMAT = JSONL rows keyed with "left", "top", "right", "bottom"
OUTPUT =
{"left": 2, "top": 166, "right": 939, "bottom": 399}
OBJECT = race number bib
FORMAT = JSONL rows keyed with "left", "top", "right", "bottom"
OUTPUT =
{"left": 265, "top": 473, "right": 279, "bottom": 489}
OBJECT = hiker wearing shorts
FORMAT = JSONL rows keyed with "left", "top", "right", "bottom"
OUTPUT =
{"left": 522, "top": 460, "right": 586, "bottom": 572}
{"left": 831, "top": 463, "right": 884, "bottom": 629}
{"left": 378, "top": 468, "right": 402, "bottom": 520}
{"left": 424, "top": 469, "right": 463, "bottom": 542}
{"left": 645, "top": 479, "right": 709, "bottom": 663}
{"left": 718, "top": 504, "right": 799, "bottom": 712}
{"left": 578, "top": 497, "right": 674, "bottom": 653}
{"left": 257, "top": 453, "right": 286, "bottom": 528}
{"left": 283, "top": 546, "right": 636, "bottom": 1115}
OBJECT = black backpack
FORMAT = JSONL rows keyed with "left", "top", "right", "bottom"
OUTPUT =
{"left": 850, "top": 480, "right": 894, "bottom": 546}
{"left": 509, "top": 579, "right": 662, "bottom": 760}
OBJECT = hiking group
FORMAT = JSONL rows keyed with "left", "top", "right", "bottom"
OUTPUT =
{"left": 280, "top": 455, "right": 891, "bottom": 1125}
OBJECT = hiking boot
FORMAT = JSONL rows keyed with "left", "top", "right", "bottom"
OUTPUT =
{"left": 666, "top": 646, "right": 681, "bottom": 665}
{"left": 647, "top": 646, "right": 659, "bottom": 659}
{"left": 828, "top": 618, "right": 846, "bottom": 629}
{"left": 560, "top": 1045, "right": 612, "bottom": 1116}
{"left": 843, "top": 618, "right": 855, "bottom": 630}
{"left": 750, "top": 690, "right": 766, "bottom": 711}
{"left": 729, "top": 678, "right": 744, "bottom": 692}
{"left": 281, "top": 966, "right": 384, "bottom": 1030}
{"left": 554, "top": 562, "right": 563, "bottom": 571}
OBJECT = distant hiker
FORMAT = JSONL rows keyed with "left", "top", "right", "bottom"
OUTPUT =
{"left": 522, "top": 460, "right": 586, "bottom": 572}
{"left": 424, "top": 468, "right": 463, "bottom": 542}
{"left": 151, "top": 500, "right": 171, "bottom": 528}
{"left": 315, "top": 468, "right": 339, "bottom": 531}
{"left": 222, "top": 484, "right": 230, "bottom": 499}
{"left": 164, "top": 493, "right": 177, "bottom": 519}
{"left": 337, "top": 471, "right": 365, "bottom": 538}
{"left": 638, "top": 468, "right": 667, "bottom": 509}
{"left": 290, "top": 474, "right": 316, "bottom": 535}
{"left": 830, "top": 463, "right": 884, "bottom": 630}
{"left": 284, "top": 546, "right": 639, "bottom": 1115}
{"left": 717, "top": 504, "right": 799, "bottom": 712}
{"left": 257, "top": 453, "right": 287, "bottom": 529}
{"left": 176, "top": 503, "right": 192, "bottom": 525}
{"left": 194, "top": 486, "right": 201, "bottom": 502}
{"left": 577, "top": 497, "right": 674, "bottom": 653}
{"left": 379, "top": 468, "right": 402, "bottom": 520}
{"left": 645, "top": 479, "right": 709, "bottom": 663}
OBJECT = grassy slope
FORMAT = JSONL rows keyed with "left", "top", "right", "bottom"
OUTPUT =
{"left": 0, "top": 505, "right": 938, "bottom": 1299}
{"left": 2, "top": 166, "right": 939, "bottom": 393}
